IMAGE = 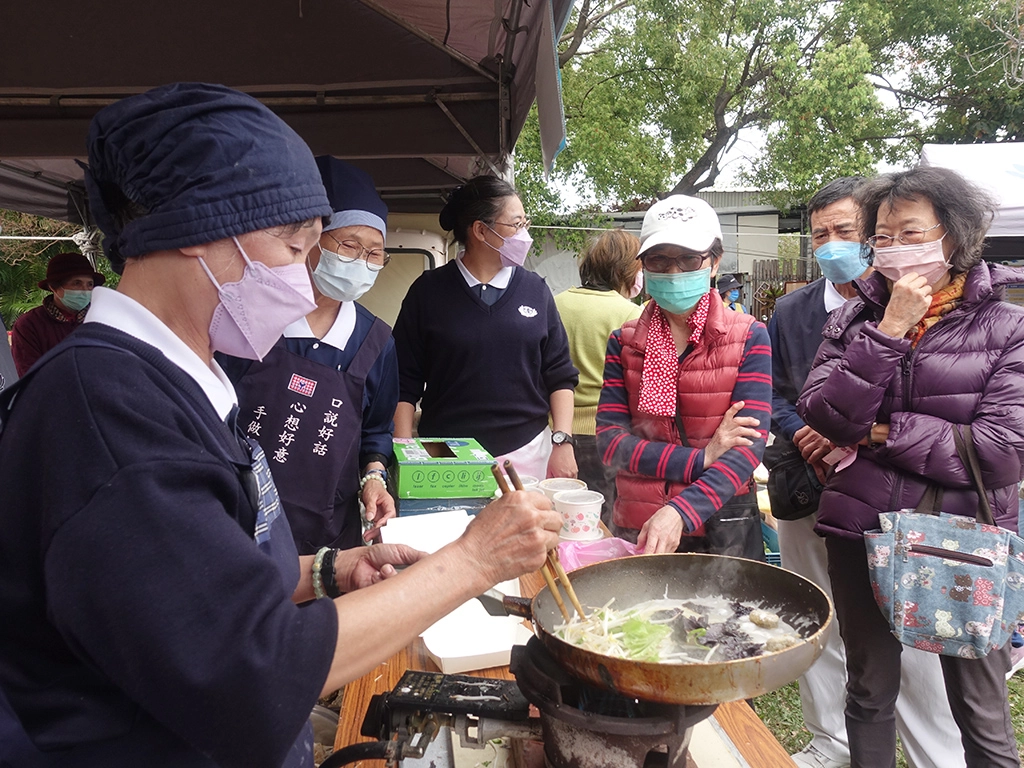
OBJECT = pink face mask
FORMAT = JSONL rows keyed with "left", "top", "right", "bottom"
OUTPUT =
{"left": 486, "top": 226, "right": 533, "bottom": 268}
{"left": 629, "top": 269, "right": 644, "bottom": 299}
{"left": 199, "top": 236, "right": 317, "bottom": 361}
{"left": 871, "top": 236, "right": 951, "bottom": 287}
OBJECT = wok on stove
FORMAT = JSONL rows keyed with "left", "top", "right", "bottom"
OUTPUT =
{"left": 503, "top": 552, "right": 833, "bottom": 705}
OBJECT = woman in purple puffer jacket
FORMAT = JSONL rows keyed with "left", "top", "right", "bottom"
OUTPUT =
{"left": 798, "top": 166, "right": 1024, "bottom": 768}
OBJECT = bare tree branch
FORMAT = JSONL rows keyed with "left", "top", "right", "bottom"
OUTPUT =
{"left": 558, "top": 0, "right": 631, "bottom": 67}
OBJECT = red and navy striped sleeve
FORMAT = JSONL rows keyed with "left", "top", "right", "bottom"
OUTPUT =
{"left": 596, "top": 330, "right": 706, "bottom": 485}
{"left": 596, "top": 323, "right": 772, "bottom": 533}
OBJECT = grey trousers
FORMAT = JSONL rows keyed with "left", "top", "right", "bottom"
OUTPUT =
{"left": 825, "top": 536, "right": 1020, "bottom": 768}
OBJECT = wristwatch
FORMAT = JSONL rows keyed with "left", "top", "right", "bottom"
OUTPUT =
{"left": 551, "top": 431, "right": 576, "bottom": 447}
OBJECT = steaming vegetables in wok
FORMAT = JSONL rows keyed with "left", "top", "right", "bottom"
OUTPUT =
{"left": 555, "top": 595, "right": 803, "bottom": 664}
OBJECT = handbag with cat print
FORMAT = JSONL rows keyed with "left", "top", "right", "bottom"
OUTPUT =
{"left": 864, "top": 424, "right": 1024, "bottom": 658}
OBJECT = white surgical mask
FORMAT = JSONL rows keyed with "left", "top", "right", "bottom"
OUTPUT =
{"left": 311, "top": 245, "right": 378, "bottom": 303}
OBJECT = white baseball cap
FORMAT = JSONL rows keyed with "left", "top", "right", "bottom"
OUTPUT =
{"left": 638, "top": 195, "right": 723, "bottom": 257}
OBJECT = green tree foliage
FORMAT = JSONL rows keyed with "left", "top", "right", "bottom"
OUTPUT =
{"left": 0, "top": 210, "right": 116, "bottom": 326}
{"left": 516, "top": 0, "right": 1023, "bottom": 215}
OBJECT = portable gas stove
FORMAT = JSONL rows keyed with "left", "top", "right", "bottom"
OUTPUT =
{"left": 327, "top": 637, "right": 721, "bottom": 768}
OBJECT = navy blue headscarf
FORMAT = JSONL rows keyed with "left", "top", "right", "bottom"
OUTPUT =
{"left": 315, "top": 156, "right": 388, "bottom": 241}
{"left": 85, "top": 82, "right": 332, "bottom": 273}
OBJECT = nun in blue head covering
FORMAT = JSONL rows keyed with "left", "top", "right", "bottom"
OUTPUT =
{"left": 0, "top": 83, "right": 561, "bottom": 768}
{"left": 220, "top": 158, "right": 400, "bottom": 554}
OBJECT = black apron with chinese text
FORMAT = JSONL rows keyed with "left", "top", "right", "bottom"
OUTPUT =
{"left": 234, "top": 319, "right": 391, "bottom": 554}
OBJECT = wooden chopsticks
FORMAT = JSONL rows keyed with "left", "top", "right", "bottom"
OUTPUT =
{"left": 491, "top": 461, "right": 586, "bottom": 622}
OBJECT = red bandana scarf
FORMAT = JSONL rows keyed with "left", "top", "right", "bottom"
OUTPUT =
{"left": 638, "top": 292, "right": 711, "bottom": 416}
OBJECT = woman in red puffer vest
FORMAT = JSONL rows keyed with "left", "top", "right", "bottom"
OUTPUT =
{"left": 596, "top": 195, "right": 772, "bottom": 557}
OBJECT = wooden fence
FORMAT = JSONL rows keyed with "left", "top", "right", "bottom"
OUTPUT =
{"left": 747, "top": 257, "right": 821, "bottom": 322}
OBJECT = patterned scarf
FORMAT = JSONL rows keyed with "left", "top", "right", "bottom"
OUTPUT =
{"left": 907, "top": 272, "right": 966, "bottom": 348}
{"left": 638, "top": 292, "right": 711, "bottom": 416}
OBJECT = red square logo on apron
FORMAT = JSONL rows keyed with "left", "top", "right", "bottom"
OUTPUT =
{"left": 287, "top": 373, "right": 318, "bottom": 397}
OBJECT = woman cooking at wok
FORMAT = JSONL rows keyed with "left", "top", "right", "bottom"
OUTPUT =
{"left": 0, "top": 83, "right": 562, "bottom": 768}
{"left": 798, "top": 166, "right": 1024, "bottom": 768}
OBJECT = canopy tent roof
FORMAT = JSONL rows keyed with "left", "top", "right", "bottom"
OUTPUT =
{"left": 919, "top": 143, "right": 1024, "bottom": 239}
{"left": 0, "top": 0, "right": 571, "bottom": 223}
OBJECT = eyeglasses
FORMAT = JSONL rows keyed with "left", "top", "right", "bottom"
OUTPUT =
{"left": 866, "top": 222, "right": 943, "bottom": 249}
{"left": 491, "top": 218, "right": 531, "bottom": 233}
{"left": 640, "top": 251, "right": 710, "bottom": 274}
{"left": 322, "top": 234, "right": 391, "bottom": 271}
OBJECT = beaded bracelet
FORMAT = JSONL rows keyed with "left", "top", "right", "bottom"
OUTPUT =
{"left": 321, "top": 548, "right": 343, "bottom": 599}
{"left": 312, "top": 546, "right": 330, "bottom": 600}
{"left": 360, "top": 471, "right": 387, "bottom": 491}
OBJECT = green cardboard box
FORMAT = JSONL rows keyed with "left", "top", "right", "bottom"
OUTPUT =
{"left": 393, "top": 438, "right": 498, "bottom": 499}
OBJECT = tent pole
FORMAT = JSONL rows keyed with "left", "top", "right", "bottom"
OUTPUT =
{"left": 432, "top": 98, "right": 503, "bottom": 177}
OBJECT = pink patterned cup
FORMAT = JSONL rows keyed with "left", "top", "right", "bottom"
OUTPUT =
{"left": 553, "top": 490, "right": 604, "bottom": 540}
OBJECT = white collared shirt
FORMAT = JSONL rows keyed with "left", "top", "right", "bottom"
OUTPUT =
{"left": 84, "top": 287, "right": 238, "bottom": 420}
{"left": 282, "top": 301, "right": 356, "bottom": 350}
{"left": 455, "top": 250, "right": 513, "bottom": 290}
{"left": 823, "top": 279, "right": 849, "bottom": 313}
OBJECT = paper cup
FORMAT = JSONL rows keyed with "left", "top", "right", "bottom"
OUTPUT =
{"left": 553, "top": 489, "right": 604, "bottom": 540}
{"left": 538, "top": 477, "right": 587, "bottom": 502}
{"left": 517, "top": 475, "right": 540, "bottom": 492}
{"left": 494, "top": 474, "right": 540, "bottom": 497}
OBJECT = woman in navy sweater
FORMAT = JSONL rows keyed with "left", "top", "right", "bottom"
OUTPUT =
{"left": 393, "top": 176, "right": 579, "bottom": 480}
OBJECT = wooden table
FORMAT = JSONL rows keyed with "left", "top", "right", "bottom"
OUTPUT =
{"left": 333, "top": 572, "right": 796, "bottom": 768}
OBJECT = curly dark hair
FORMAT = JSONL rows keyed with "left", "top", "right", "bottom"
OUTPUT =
{"left": 855, "top": 167, "right": 996, "bottom": 273}
{"left": 438, "top": 175, "right": 519, "bottom": 245}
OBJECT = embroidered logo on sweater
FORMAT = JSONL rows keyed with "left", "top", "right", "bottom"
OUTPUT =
{"left": 287, "top": 373, "right": 318, "bottom": 397}
{"left": 518, "top": 305, "right": 538, "bottom": 317}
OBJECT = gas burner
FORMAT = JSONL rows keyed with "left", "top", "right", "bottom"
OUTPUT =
{"left": 510, "top": 637, "right": 718, "bottom": 768}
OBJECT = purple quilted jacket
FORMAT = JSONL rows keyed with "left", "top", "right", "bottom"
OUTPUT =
{"left": 797, "top": 262, "right": 1024, "bottom": 540}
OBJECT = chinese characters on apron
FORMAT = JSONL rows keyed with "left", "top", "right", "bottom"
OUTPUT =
{"left": 234, "top": 320, "right": 390, "bottom": 554}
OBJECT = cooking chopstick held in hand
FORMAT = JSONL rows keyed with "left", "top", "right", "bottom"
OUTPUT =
{"left": 491, "top": 463, "right": 571, "bottom": 621}
{"left": 503, "top": 460, "right": 586, "bottom": 620}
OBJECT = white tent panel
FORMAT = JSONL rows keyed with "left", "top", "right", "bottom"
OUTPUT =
{"left": 919, "top": 143, "right": 1024, "bottom": 238}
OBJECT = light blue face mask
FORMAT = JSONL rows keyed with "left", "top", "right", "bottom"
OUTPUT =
{"left": 59, "top": 289, "right": 92, "bottom": 312}
{"left": 644, "top": 267, "right": 712, "bottom": 314}
{"left": 311, "top": 245, "right": 378, "bottom": 303}
{"left": 814, "top": 241, "right": 871, "bottom": 285}
{"left": 727, "top": 289, "right": 740, "bottom": 302}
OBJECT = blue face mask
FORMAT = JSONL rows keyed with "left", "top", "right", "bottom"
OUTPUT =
{"left": 644, "top": 267, "right": 712, "bottom": 314}
{"left": 814, "top": 241, "right": 870, "bottom": 285}
{"left": 59, "top": 289, "right": 92, "bottom": 312}
{"left": 727, "top": 288, "right": 740, "bottom": 302}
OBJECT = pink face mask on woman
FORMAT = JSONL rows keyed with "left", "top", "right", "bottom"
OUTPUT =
{"left": 199, "top": 236, "right": 317, "bottom": 361}
{"left": 629, "top": 269, "right": 644, "bottom": 299}
{"left": 872, "top": 236, "right": 951, "bottom": 287}
{"left": 485, "top": 227, "right": 533, "bottom": 268}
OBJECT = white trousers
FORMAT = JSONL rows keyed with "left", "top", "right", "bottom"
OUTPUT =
{"left": 778, "top": 513, "right": 966, "bottom": 768}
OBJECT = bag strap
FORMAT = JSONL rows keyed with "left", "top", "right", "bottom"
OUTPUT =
{"left": 914, "top": 484, "right": 944, "bottom": 516}
{"left": 952, "top": 424, "right": 996, "bottom": 526}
